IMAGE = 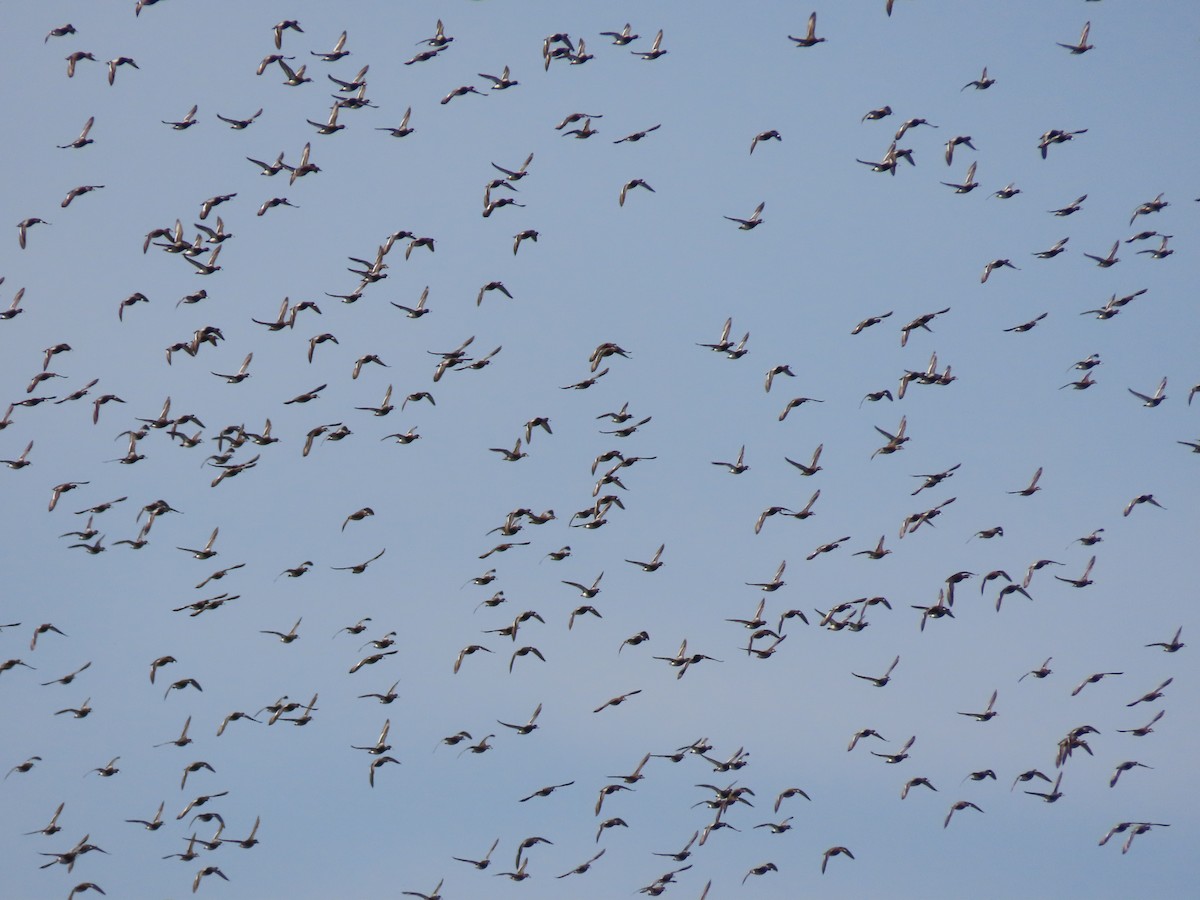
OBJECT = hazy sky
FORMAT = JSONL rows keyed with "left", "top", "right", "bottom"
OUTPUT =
{"left": 2, "top": 2, "right": 1198, "bottom": 898}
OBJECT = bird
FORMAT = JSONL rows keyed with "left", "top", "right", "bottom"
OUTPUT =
{"left": 853, "top": 656, "right": 900, "bottom": 687}
{"left": 1038, "top": 128, "right": 1088, "bottom": 158}
{"left": 1009, "top": 467, "right": 1043, "bottom": 497}
{"left": 1019, "top": 657, "right": 1053, "bottom": 682}
{"left": 750, "top": 130, "right": 782, "bottom": 154}
{"left": 594, "top": 690, "right": 641, "bottom": 713}
{"left": 45, "top": 24, "right": 77, "bottom": 42}
{"left": 16, "top": 218, "right": 50, "bottom": 252}
{"left": 626, "top": 544, "right": 666, "bottom": 571}
{"left": 1057, "top": 21, "right": 1094, "bottom": 54}
{"left": 441, "top": 84, "right": 486, "bottom": 105}
{"left": 725, "top": 201, "right": 765, "bottom": 229}
{"left": 871, "top": 735, "right": 915, "bottom": 763}
{"left": 64, "top": 51, "right": 96, "bottom": 78}
{"left": 900, "top": 777, "right": 937, "bottom": 799}
{"left": 161, "top": 104, "right": 198, "bottom": 130}
{"left": 785, "top": 444, "right": 824, "bottom": 476}
{"left": 1127, "top": 678, "right": 1173, "bottom": 707}
{"left": 260, "top": 618, "right": 302, "bottom": 644}
{"left": 614, "top": 124, "right": 661, "bottom": 144}
{"left": 24, "top": 802, "right": 65, "bottom": 836}
{"left": 1050, "top": 194, "right": 1087, "bottom": 215}
{"left": 332, "top": 548, "right": 386, "bottom": 574}
{"left": 789, "top": 13, "right": 825, "bottom": 47}
{"left": 1110, "top": 761, "right": 1152, "bottom": 788}
{"left": 981, "top": 258, "right": 1020, "bottom": 282}
{"left": 1034, "top": 238, "right": 1069, "bottom": 259}
{"left": 453, "top": 838, "right": 500, "bottom": 869}
{"left": 1071, "top": 671, "right": 1123, "bottom": 696}
{"left": 941, "top": 161, "right": 979, "bottom": 192}
{"left": 211, "top": 353, "right": 253, "bottom": 384}
{"left": 821, "top": 846, "right": 854, "bottom": 874}
{"left": 619, "top": 179, "right": 655, "bottom": 206}
{"left": 944, "top": 800, "right": 984, "bottom": 828}
{"left": 944, "top": 136, "right": 977, "bottom": 166}
{"left": 958, "top": 690, "right": 999, "bottom": 721}
{"left": 1083, "top": 241, "right": 1120, "bottom": 267}
{"left": 962, "top": 66, "right": 995, "bottom": 90}
{"left": 512, "top": 230, "right": 538, "bottom": 255}
{"left": 311, "top": 29, "right": 350, "bottom": 61}
{"left": 1145, "top": 626, "right": 1185, "bottom": 652}
{"left": 632, "top": 29, "right": 668, "bottom": 59}
{"left": 1130, "top": 192, "right": 1169, "bottom": 225}
{"left": 1054, "top": 556, "right": 1096, "bottom": 588}
{"left": 193, "top": 866, "right": 230, "bottom": 893}
{"left": 1123, "top": 494, "right": 1165, "bottom": 516}
{"left": 61, "top": 184, "right": 105, "bottom": 208}
{"left": 1118, "top": 710, "right": 1165, "bottom": 738}
{"left": 779, "top": 396, "right": 824, "bottom": 421}
{"left": 563, "top": 117, "right": 598, "bottom": 138}
{"left": 1, "top": 440, "right": 33, "bottom": 469}
{"left": 1128, "top": 377, "right": 1168, "bottom": 407}
{"left": 743, "top": 862, "right": 779, "bottom": 884}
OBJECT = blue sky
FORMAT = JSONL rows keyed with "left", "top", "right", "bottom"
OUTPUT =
{"left": 2, "top": 1, "right": 1198, "bottom": 897}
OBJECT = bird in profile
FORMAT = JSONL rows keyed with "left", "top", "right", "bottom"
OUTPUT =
{"left": 1008, "top": 467, "right": 1043, "bottom": 497}
{"left": 725, "top": 201, "right": 765, "bottom": 229}
{"left": 332, "top": 548, "right": 386, "bottom": 574}
{"left": 1038, "top": 128, "right": 1088, "bottom": 158}
{"left": 632, "top": 29, "right": 667, "bottom": 60}
{"left": 618, "top": 179, "right": 655, "bottom": 206}
{"left": 453, "top": 838, "right": 500, "bottom": 869}
{"left": 853, "top": 655, "right": 900, "bottom": 687}
{"left": 1130, "top": 192, "right": 1168, "bottom": 225}
{"left": 312, "top": 30, "right": 350, "bottom": 61}
{"left": 944, "top": 800, "right": 984, "bottom": 828}
{"left": 941, "top": 161, "right": 979, "bottom": 192}
{"left": 962, "top": 67, "right": 995, "bottom": 90}
{"left": 479, "top": 65, "right": 518, "bottom": 90}
{"left": 613, "top": 122, "right": 662, "bottom": 146}
{"left": 1049, "top": 194, "right": 1087, "bottom": 216}
{"left": 1128, "top": 377, "right": 1167, "bottom": 407}
{"left": 743, "top": 862, "right": 779, "bottom": 884}
{"left": 750, "top": 130, "right": 782, "bottom": 154}
{"left": 821, "top": 846, "right": 854, "bottom": 874}
{"left": 1071, "top": 671, "right": 1123, "bottom": 696}
{"left": 944, "top": 136, "right": 976, "bottom": 166}
{"left": 711, "top": 446, "right": 749, "bottom": 474}
{"left": 45, "top": 24, "right": 77, "bottom": 42}
{"left": 1083, "top": 241, "right": 1120, "bottom": 267}
{"left": 789, "top": 13, "right": 825, "bottom": 47}
{"left": 161, "top": 104, "right": 198, "bottom": 130}
{"left": 1123, "top": 494, "right": 1165, "bottom": 516}
{"left": 626, "top": 544, "right": 666, "bottom": 571}
{"left": 1057, "top": 21, "right": 1094, "bottom": 54}
{"left": 1145, "top": 626, "right": 1184, "bottom": 652}
{"left": 64, "top": 51, "right": 96, "bottom": 78}
{"left": 601, "top": 23, "right": 638, "bottom": 45}
{"left": 871, "top": 735, "right": 915, "bottom": 763}
{"left": 958, "top": 690, "right": 999, "bottom": 721}
{"left": 900, "top": 777, "right": 937, "bottom": 799}
{"left": 1126, "top": 677, "right": 1172, "bottom": 707}
{"left": 1033, "top": 238, "right": 1069, "bottom": 259}
{"left": 1055, "top": 556, "right": 1095, "bottom": 588}
{"left": 981, "top": 258, "right": 1019, "bottom": 282}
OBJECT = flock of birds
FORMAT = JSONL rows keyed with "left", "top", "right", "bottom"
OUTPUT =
{"left": 2, "top": 2, "right": 1196, "bottom": 898}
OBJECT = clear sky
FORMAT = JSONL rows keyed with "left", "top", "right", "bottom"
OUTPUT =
{"left": 2, "top": 1, "right": 1198, "bottom": 898}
